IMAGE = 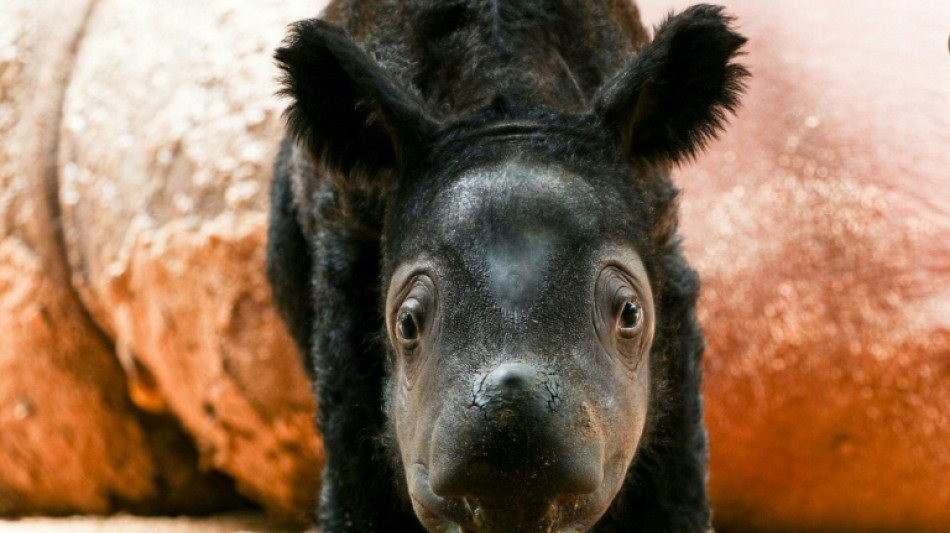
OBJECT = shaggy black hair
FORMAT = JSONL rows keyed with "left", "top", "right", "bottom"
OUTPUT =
{"left": 268, "top": 1, "right": 747, "bottom": 531}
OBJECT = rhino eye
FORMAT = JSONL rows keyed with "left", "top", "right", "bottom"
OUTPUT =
{"left": 398, "top": 310, "right": 419, "bottom": 343}
{"left": 618, "top": 300, "right": 643, "bottom": 337}
{"left": 395, "top": 294, "right": 426, "bottom": 350}
{"left": 388, "top": 272, "right": 436, "bottom": 355}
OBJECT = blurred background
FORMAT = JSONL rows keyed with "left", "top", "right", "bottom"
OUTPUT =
{"left": 1, "top": 0, "right": 948, "bottom": 531}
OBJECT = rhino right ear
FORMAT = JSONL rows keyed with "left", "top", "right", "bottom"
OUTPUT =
{"left": 593, "top": 5, "right": 748, "bottom": 165}
{"left": 276, "top": 19, "right": 436, "bottom": 178}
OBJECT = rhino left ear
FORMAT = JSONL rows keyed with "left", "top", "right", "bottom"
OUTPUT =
{"left": 593, "top": 4, "right": 749, "bottom": 164}
{"left": 276, "top": 19, "right": 437, "bottom": 179}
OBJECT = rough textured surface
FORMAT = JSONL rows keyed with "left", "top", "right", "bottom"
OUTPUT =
{"left": 639, "top": 2, "right": 950, "bottom": 532}
{"left": 0, "top": 0, "right": 244, "bottom": 516}
{"left": 56, "top": 0, "right": 325, "bottom": 521}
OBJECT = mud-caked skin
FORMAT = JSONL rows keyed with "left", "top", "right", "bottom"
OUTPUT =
{"left": 267, "top": 1, "right": 747, "bottom": 531}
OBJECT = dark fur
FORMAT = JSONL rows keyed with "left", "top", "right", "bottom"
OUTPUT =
{"left": 268, "top": 1, "right": 747, "bottom": 531}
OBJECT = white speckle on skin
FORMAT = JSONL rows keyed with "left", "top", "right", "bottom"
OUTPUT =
{"left": 156, "top": 148, "right": 174, "bottom": 166}
{"left": 13, "top": 399, "right": 33, "bottom": 420}
{"left": 240, "top": 141, "right": 266, "bottom": 163}
{"left": 243, "top": 106, "right": 267, "bottom": 126}
{"left": 65, "top": 114, "right": 86, "bottom": 134}
{"left": 173, "top": 193, "right": 194, "bottom": 213}
{"left": 61, "top": 185, "right": 81, "bottom": 206}
{"left": 225, "top": 180, "right": 260, "bottom": 207}
{"left": 192, "top": 169, "right": 211, "bottom": 186}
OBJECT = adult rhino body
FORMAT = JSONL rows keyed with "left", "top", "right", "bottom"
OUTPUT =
{"left": 267, "top": 1, "right": 747, "bottom": 531}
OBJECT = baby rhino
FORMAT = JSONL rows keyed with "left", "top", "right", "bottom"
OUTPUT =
{"left": 267, "top": 0, "right": 747, "bottom": 531}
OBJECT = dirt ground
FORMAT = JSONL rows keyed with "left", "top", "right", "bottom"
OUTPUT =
{"left": 0, "top": 513, "right": 312, "bottom": 533}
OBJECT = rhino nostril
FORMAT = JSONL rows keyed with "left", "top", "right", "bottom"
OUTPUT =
{"left": 471, "top": 362, "right": 561, "bottom": 417}
{"left": 473, "top": 363, "right": 541, "bottom": 405}
{"left": 489, "top": 362, "right": 537, "bottom": 392}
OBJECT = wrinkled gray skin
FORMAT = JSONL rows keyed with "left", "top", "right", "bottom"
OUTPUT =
{"left": 385, "top": 160, "right": 655, "bottom": 532}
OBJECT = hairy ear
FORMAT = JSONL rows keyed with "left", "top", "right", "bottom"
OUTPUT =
{"left": 593, "top": 5, "right": 749, "bottom": 164}
{"left": 276, "top": 20, "right": 436, "bottom": 177}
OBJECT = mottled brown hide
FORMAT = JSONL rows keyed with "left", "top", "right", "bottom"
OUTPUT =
{"left": 0, "top": 0, "right": 243, "bottom": 516}
{"left": 641, "top": 1, "right": 950, "bottom": 531}
{"left": 1, "top": 0, "right": 325, "bottom": 521}
{"left": 56, "top": 0, "right": 325, "bottom": 520}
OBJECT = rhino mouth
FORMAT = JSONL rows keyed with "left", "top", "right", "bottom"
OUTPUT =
{"left": 408, "top": 463, "right": 610, "bottom": 533}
